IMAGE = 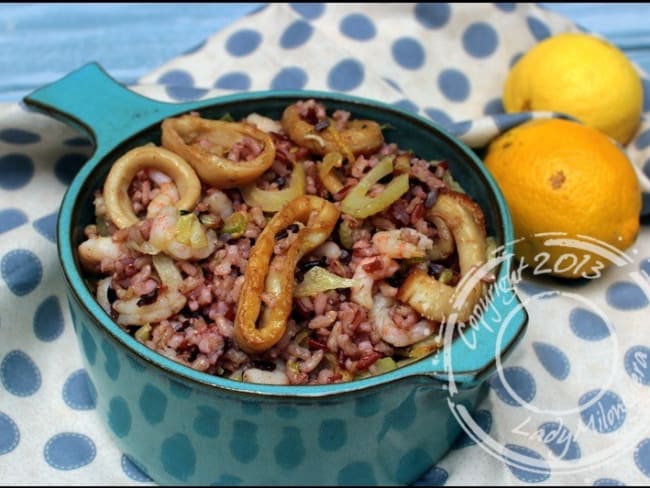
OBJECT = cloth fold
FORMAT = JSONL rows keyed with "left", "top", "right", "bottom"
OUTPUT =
{"left": 1, "top": 3, "right": 649, "bottom": 485}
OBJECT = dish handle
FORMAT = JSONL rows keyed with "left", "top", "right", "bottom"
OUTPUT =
{"left": 22, "top": 62, "right": 193, "bottom": 153}
{"left": 409, "top": 273, "right": 528, "bottom": 392}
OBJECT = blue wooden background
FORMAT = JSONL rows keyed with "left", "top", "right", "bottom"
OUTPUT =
{"left": 1, "top": 3, "right": 650, "bottom": 103}
{"left": 0, "top": 3, "right": 650, "bottom": 102}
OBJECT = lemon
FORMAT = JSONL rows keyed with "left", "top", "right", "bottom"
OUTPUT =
{"left": 503, "top": 32, "right": 643, "bottom": 146}
{"left": 484, "top": 118, "right": 641, "bottom": 279}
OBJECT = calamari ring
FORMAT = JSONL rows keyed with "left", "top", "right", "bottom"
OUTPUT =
{"left": 103, "top": 145, "right": 201, "bottom": 229}
{"left": 397, "top": 190, "right": 488, "bottom": 324}
{"left": 281, "top": 102, "right": 384, "bottom": 157}
{"left": 161, "top": 114, "right": 276, "bottom": 189}
{"left": 234, "top": 195, "right": 340, "bottom": 354}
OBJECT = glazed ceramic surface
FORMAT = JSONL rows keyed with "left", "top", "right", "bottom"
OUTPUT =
{"left": 24, "top": 63, "right": 527, "bottom": 485}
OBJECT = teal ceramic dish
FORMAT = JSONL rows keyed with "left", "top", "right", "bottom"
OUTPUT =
{"left": 24, "top": 63, "right": 527, "bottom": 486}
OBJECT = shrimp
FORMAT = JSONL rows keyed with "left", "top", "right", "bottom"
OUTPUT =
{"left": 146, "top": 180, "right": 180, "bottom": 219}
{"left": 371, "top": 228, "right": 434, "bottom": 259}
{"left": 350, "top": 255, "right": 399, "bottom": 309}
{"left": 78, "top": 236, "right": 128, "bottom": 272}
{"left": 113, "top": 289, "right": 187, "bottom": 326}
{"left": 371, "top": 294, "right": 435, "bottom": 347}
{"left": 149, "top": 206, "right": 218, "bottom": 261}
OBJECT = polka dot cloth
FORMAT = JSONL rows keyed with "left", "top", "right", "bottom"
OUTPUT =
{"left": 2, "top": 3, "right": 650, "bottom": 485}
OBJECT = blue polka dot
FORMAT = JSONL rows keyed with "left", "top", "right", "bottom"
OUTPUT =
{"left": 452, "top": 409, "right": 492, "bottom": 449}
{"left": 290, "top": 3, "right": 324, "bottom": 20}
{"left": 379, "top": 392, "right": 416, "bottom": 438}
{"left": 276, "top": 405, "right": 298, "bottom": 419}
{"left": 54, "top": 152, "right": 87, "bottom": 185}
{"left": 527, "top": 16, "right": 551, "bottom": 41}
{"left": 241, "top": 400, "right": 262, "bottom": 416}
{"left": 327, "top": 58, "right": 364, "bottom": 92}
{"left": 392, "top": 99, "right": 420, "bottom": 114}
{"left": 0, "top": 412, "right": 19, "bottom": 454}
{"left": 63, "top": 369, "right": 97, "bottom": 410}
{"left": 0, "top": 208, "right": 27, "bottom": 234}
{"left": 0, "top": 153, "right": 34, "bottom": 190}
{"left": 212, "top": 474, "right": 243, "bottom": 485}
{"left": 643, "top": 78, "right": 650, "bottom": 113}
{"left": 579, "top": 389, "right": 626, "bottom": 433}
{"left": 215, "top": 72, "right": 251, "bottom": 91}
{"left": 161, "top": 433, "right": 195, "bottom": 481}
{"left": 532, "top": 342, "right": 570, "bottom": 380}
{"left": 396, "top": 448, "right": 434, "bottom": 484}
{"left": 226, "top": 29, "right": 262, "bottom": 57}
{"left": 340, "top": 13, "right": 376, "bottom": 41}
{"left": 493, "top": 112, "right": 533, "bottom": 133}
{"left": 510, "top": 51, "right": 524, "bottom": 68}
{"left": 414, "top": 3, "right": 450, "bottom": 29}
{"left": 425, "top": 108, "right": 453, "bottom": 129}
{"left": 80, "top": 327, "right": 97, "bottom": 365}
{"left": 169, "top": 378, "right": 192, "bottom": 399}
{"left": 230, "top": 420, "right": 259, "bottom": 463}
{"left": 44, "top": 433, "right": 96, "bottom": 470}
{"left": 449, "top": 120, "right": 473, "bottom": 136}
{"left": 392, "top": 37, "right": 425, "bottom": 70}
{"left": 0, "top": 128, "right": 40, "bottom": 144}
{"left": 503, "top": 444, "right": 551, "bottom": 483}
{"left": 34, "top": 295, "right": 64, "bottom": 342}
{"left": 280, "top": 20, "right": 313, "bottom": 49}
{"left": 463, "top": 22, "right": 499, "bottom": 58}
{"left": 32, "top": 211, "right": 58, "bottom": 242}
{"left": 484, "top": 98, "right": 504, "bottom": 115}
{"left": 270, "top": 67, "right": 308, "bottom": 90}
{"left": 165, "top": 85, "right": 208, "bottom": 102}
{"left": 414, "top": 466, "right": 448, "bottom": 486}
{"left": 569, "top": 307, "right": 611, "bottom": 341}
{"left": 337, "top": 462, "right": 377, "bottom": 485}
{"left": 159, "top": 69, "right": 193, "bottom": 86}
{"left": 606, "top": 281, "right": 649, "bottom": 310}
{"left": 158, "top": 70, "right": 208, "bottom": 101}
{"left": 594, "top": 478, "right": 625, "bottom": 486}
{"left": 355, "top": 394, "right": 381, "bottom": 417}
{"left": 1, "top": 350, "right": 41, "bottom": 397}
{"left": 494, "top": 3, "right": 516, "bottom": 12}
{"left": 625, "top": 345, "right": 650, "bottom": 386}
{"left": 489, "top": 366, "right": 536, "bottom": 406}
{"left": 383, "top": 77, "right": 403, "bottom": 93}
{"left": 318, "top": 419, "right": 347, "bottom": 451}
{"left": 635, "top": 128, "right": 650, "bottom": 150}
{"left": 538, "top": 422, "right": 581, "bottom": 460}
{"left": 101, "top": 339, "right": 120, "bottom": 380}
{"left": 274, "top": 427, "right": 305, "bottom": 469}
{"left": 121, "top": 454, "right": 153, "bottom": 482}
{"left": 1, "top": 249, "right": 42, "bottom": 296}
{"left": 183, "top": 39, "right": 206, "bottom": 55}
{"left": 193, "top": 405, "right": 220, "bottom": 438}
{"left": 63, "top": 136, "right": 92, "bottom": 147}
{"left": 438, "top": 69, "right": 470, "bottom": 102}
{"left": 139, "top": 383, "right": 167, "bottom": 425}
{"left": 108, "top": 396, "right": 131, "bottom": 438}
{"left": 635, "top": 438, "right": 650, "bottom": 478}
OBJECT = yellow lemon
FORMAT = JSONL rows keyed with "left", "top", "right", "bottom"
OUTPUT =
{"left": 483, "top": 118, "right": 641, "bottom": 279}
{"left": 503, "top": 32, "right": 643, "bottom": 145}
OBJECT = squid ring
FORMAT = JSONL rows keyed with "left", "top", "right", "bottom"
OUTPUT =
{"left": 233, "top": 195, "right": 340, "bottom": 354}
{"left": 280, "top": 102, "right": 384, "bottom": 158}
{"left": 161, "top": 114, "right": 276, "bottom": 189}
{"left": 397, "top": 190, "right": 488, "bottom": 324}
{"left": 103, "top": 145, "right": 202, "bottom": 229}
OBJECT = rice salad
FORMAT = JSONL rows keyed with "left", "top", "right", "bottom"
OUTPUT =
{"left": 78, "top": 99, "right": 495, "bottom": 385}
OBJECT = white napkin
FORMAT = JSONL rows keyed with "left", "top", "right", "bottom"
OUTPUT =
{"left": 1, "top": 3, "right": 649, "bottom": 485}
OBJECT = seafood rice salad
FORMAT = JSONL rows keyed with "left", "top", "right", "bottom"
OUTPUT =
{"left": 79, "top": 99, "right": 495, "bottom": 385}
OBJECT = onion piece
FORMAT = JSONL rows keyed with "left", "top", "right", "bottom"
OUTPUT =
{"left": 293, "top": 266, "right": 360, "bottom": 298}
{"left": 240, "top": 162, "right": 306, "bottom": 213}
